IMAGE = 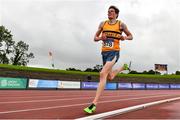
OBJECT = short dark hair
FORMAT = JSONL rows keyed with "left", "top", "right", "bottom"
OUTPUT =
{"left": 109, "top": 5, "right": 119, "bottom": 18}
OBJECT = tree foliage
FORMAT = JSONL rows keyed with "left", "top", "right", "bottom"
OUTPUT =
{"left": 66, "top": 68, "right": 81, "bottom": 71}
{"left": 176, "top": 71, "right": 180, "bottom": 75}
{"left": 129, "top": 69, "right": 160, "bottom": 74}
{"left": 0, "top": 26, "right": 34, "bottom": 66}
{"left": 0, "top": 26, "right": 14, "bottom": 64}
{"left": 84, "top": 64, "right": 103, "bottom": 72}
{"left": 10, "top": 41, "right": 34, "bottom": 66}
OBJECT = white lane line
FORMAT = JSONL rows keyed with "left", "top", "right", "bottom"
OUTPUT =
{"left": 0, "top": 95, "right": 123, "bottom": 103}
{"left": 0, "top": 93, "right": 133, "bottom": 99}
{"left": 0, "top": 96, "right": 95, "bottom": 104}
{"left": 0, "top": 94, "right": 93, "bottom": 99}
{"left": 76, "top": 97, "right": 180, "bottom": 120}
{"left": 0, "top": 91, "right": 170, "bottom": 99}
{"left": 0, "top": 94, "right": 167, "bottom": 104}
{"left": 0, "top": 94, "right": 175, "bottom": 114}
{"left": 0, "top": 94, "right": 116, "bottom": 99}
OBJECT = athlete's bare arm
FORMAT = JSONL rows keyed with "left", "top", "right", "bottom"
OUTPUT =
{"left": 120, "top": 22, "right": 133, "bottom": 40}
{"left": 94, "top": 22, "right": 106, "bottom": 42}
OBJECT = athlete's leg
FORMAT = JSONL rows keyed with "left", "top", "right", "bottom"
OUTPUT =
{"left": 107, "top": 66, "right": 124, "bottom": 80}
{"left": 92, "top": 58, "right": 116, "bottom": 105}
{"left": 83, "top": 59, "right": 116, "bottom": 114}
{"left": 107, "top": 64, "right": 129, "bottom": 80}
{"left": 84, "top": 51, "right": 118, "bottom": 114}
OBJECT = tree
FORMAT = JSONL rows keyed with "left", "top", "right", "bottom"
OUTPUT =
{"left": 93, "top": 64, "right": 103, "bottom": 72}
{"left": 10, "top": 41, "right": 34, "bottom": 66}
{"left": 84, "top": 68, "right": 93, "bottom": 72}
{"left": 0, "top": 26, "right": 34, "bottom": 66}
{"left": 84, "top": 65, "right": 103, "bottom": 72}
{"left": 129, "top": 70, "right": 139, "bottom": 74}
{"left": 147, "top": 69, "right": 161, "bottom": 74}
{"left": 0, "top": 26, "right": 15, "bottom": 64}
{"left": 66, "top": 68, "right": 81, "bottom": 71}
{"left": 176, "top": 71, "right": 180, "bottom": 75}
{"left": 142, "top": 70, "right": 148, "bottom": 74}
{"left": 148, "top": 70, "right": 156, "bottom": 74}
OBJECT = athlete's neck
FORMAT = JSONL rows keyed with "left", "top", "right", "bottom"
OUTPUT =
{"left": 108, "top": 19, "right": 117, "bottom": 24}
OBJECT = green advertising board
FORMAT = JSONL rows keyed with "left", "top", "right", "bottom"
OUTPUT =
{"left": 0, "top": 77, "right": 27, "bottom": 89}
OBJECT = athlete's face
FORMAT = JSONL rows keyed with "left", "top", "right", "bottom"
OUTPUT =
{"left": 108, "top": 8, "right": 117, "bottom": 19}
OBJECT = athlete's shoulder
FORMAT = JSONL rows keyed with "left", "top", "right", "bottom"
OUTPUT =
{"left": 121, "top": 22, "right": 127, "bottom": 30}
{"left": 117, "top": 20, "right": 127, "bottom": 30}
{"left": 102, "top": 20, "right": 109, "bottom": 25}
{"left": 116, "top": 19, "right": 122, "bottom": 24}
{"left": 99, "top": 20, "right": 108, "bottom": 28}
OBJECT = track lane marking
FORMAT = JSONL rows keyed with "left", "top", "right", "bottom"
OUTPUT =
{"left": 76, "top": 97, "right": 180, "bottom": 120}
{"left": 0, "top": 93, "right": 140, "bottom": 99}
{"left": 0, "top": 94, "right": 177, "bottom": 114}
{"left": 0, "top": 94, "right": 167, "bottom": 104}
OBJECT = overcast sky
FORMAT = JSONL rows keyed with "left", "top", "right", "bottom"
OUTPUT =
{"left": 0, "top": 0, "right": 180, "bottom": 73}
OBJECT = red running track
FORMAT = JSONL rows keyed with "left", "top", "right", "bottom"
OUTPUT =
{"left": 0, "top": 90, "right": 180, "bottom": 119}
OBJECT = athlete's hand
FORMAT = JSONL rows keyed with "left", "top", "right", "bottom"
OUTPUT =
{"left": 120, "top": 36, "right": 127, "bottom": 41}
{"left": 101, "top": 33, "right": 107, "bottom": 41}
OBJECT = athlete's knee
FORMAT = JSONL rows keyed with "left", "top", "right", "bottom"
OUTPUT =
{"left": 107, "top": 75, "right": 112, "bottom": 81}
{"left": 100, "top": 71, "right": 108, "bottom": 79}
{"left": 107, "top": 73, "right": 114, "bottom": 81}
{"left": 100, "top": 71, "right": 105, "bottom": 77}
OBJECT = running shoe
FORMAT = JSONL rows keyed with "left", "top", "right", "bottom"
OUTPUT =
{"left": 84, "top": 104, "right": 96, "bottom": 114}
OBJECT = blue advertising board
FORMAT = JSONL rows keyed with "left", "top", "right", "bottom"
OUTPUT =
{"left": 159, "top": 84, "right": 169, "bottom": 89}
{"left": 146, "top": 84, "right": 159, "bottom": 89}
{"left": 132, "top": 83, "right": 145, "bottom": 89}
{"left": 105, "top": 83, "right": 117, "bottom": 90}
{"left": 37, "top": 80, "right": 58, "bottom": 88}
{"left": 81, "top": 82, "right": 98, "bottom": 89}
{"left": 81, "top": 82, "right": 117, "bottom": 90}
{"left": 170, "top": 84, "right": 180, "bottom": 89}
{"left": 118, "top": 83, "right": 132, "bottom": 89}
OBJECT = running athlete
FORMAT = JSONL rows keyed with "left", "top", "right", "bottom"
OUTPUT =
{"left": 84, "top": 5, "right": 133, "bottom": 114}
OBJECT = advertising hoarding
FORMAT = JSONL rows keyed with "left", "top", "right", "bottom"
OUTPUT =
{"left": 81, "top": 82, "right": 98, "bottom": 89}
{"left": 159, "top": 84, "right": 169, "bottom": 89}
{"left": 58, "top": 81, "right": 80, "bottom": 89}
{"left": 118, "top": 83, "right": 132, "bottom": 89}
{"left": 105, "top": 83, "right": 117, "bottom": 90}
{"left": 0, "top": 77, "right": 27, "bottom": 89}
{"left": 132, "top": 83, "right": 146, "bottom": 89}
{"left": 28, "top": 79, "right": 39, "bottom": 88}
{"left": 36, "top": 80, "right": 58, "bottom": 88}
{"left": 146, "top": 84, "right": 159, "bottom": 89}
{"left": 170, "top": 84, "right": 180, "bottom": 89}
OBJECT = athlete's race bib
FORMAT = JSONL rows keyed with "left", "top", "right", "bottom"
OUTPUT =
{"left": 103, "top": 38, "right": 114, "bottom": 48}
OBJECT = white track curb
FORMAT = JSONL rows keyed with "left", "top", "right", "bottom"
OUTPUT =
{"left": 76, "top": 97, "right": 180, "bottom": 120}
